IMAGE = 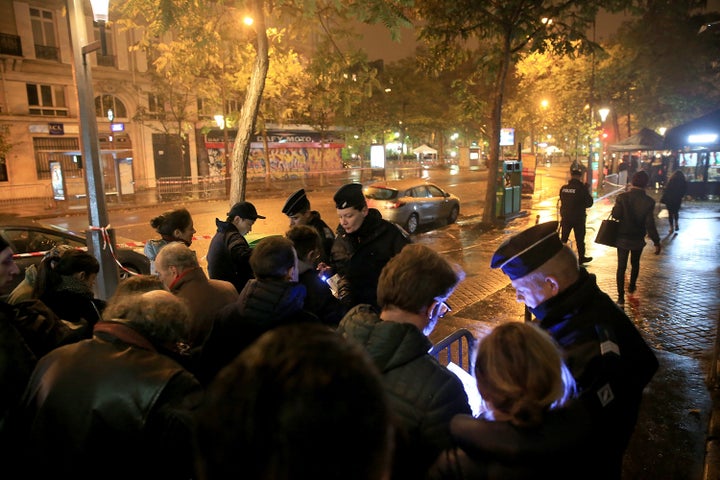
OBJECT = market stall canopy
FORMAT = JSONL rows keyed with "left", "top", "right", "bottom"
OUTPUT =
{"left": 412, "top": 144, "right": 438, "bottom": 155}
{"left": 608, "top": 128, "right": 665, "bottom": 152}
{"left": 663, "top": 108, "right": 720, "bottom": 150}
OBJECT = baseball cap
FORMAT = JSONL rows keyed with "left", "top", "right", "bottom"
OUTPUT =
{"left": 227, "top": 201, "right": 266, "bottom": 220}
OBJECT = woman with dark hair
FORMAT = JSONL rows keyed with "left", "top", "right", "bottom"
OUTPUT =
{"left": 32, "top": 249, "right": 105, "bottom": 331}
{"left": 611, "top": 170, "right": 661, "bottom": 305}
{"left": 144, "top": 208, "right": 196, "bottom": 273}
{"left": 660, "top": 169, "right": 687, "bottom": 234}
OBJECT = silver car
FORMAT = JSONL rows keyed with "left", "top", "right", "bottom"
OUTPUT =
{"left": 364, "top": 179, "right": 460, "bottom": 234}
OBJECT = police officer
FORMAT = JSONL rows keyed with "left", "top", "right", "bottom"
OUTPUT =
{"left": 559, "top": 163, "right": 594, "bottom": 264}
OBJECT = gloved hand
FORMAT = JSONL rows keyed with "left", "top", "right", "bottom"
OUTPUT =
{"left": 654, "top": 244, "right": 661, "bottom": 255}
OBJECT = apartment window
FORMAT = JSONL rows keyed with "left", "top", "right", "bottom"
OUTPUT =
{"left": 197, "top": 98, "right": 217, "bottom": 119}
{"left": 30, "top": 7, "right": 59, "bottom": 61}
{"left": 225, "top": 99, "right": 241, "bottom": 114}
{"left": 95, "top": 95, "right": 127, "bottom": 119}
{"left": 27, "top": 84, "right": 68, "bottom": 116}
{"left": 147, "top": 94, "right": 165, "bottom": 119}
{"left": 93, "top": 22, "right": 115, "bottom": 67}
{"left": 0, "top": 156, "right": 7, "bottom": 182}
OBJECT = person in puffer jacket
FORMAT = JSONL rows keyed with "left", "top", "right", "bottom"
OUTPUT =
{"left": 338, "top": 244, "right": 470, "bottom": 480}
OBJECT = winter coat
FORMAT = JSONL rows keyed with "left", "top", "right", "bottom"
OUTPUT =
{"left": 166, "top": 266, "right": 239, "bottom": 348}
{"left": 39, "top": 276, "right": 105, "bottom": 331}
{"left": 660, "top": 172, "right": 687, "bottom": 211}
{"left": 611, "top": 187, "right": 660, "bottom": 250}
{"left": 196, "top": 279, "right": 319, "bottom": 385}
{"left": 331, "top": 209, "right": 411, "bottom": 310}
{"left": 338, "top": 305, "right": 471, "bottom": 479}
{"left": 428, "top": 401, "right": 597, "bottom": 480}
{"left": 206, "top": 218, "right": 253, "bottom": 293}
{"left": 296, "top": 259, "right": 346, "bottom": 327}
{"left": 529, "top": 269, "right": 659, "bottom": 479}
{"left": 559, "top": 178, "right": 593, "bottom": 222}
{"left": 12, "top": 321, "right": 203, "bottom": 480}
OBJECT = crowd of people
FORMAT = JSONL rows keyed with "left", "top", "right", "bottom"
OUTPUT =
{"left": 0, "top": 174, "right": 677, "bottom": 479}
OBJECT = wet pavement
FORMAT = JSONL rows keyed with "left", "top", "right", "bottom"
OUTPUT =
{"left": 6, "top": 178, "right": 720, "bottom": 480}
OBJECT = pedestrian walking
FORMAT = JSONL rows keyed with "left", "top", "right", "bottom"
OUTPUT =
{"left": 144, "top": 208, "right": 195, "bottom": 274}
{"left": 331, "top": 183, "right": 411, "bottom": 310}
{"left": 491, "top": 221, "right": 659, "bottom": 479}
{"left": 611, "top": 171, "right": 661, "bottom": 305}
{"left": 207, "top": 201, "right": 265, "bottom": 293}
{"left": 282, "top": 188, "right": 335, "bottom": 262}
{"left": 559, "top": 163, "right": 594, "bottom": 264}
{"left": 660, "top": 169, "right": 687, "bottom": 234}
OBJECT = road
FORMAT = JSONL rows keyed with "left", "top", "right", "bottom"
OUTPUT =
{"left": 29, "top": 161, "right": 571, "bottom": 275}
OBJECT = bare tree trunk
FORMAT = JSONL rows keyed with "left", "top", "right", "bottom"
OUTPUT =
{"left": 229, "top": 0, "right": 268, "bottom": 205}
{"left": 482, "top": 35, "right": 512, "bottom": 224}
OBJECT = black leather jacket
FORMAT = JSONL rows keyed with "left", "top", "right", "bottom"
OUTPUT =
{"left": 13, "top": 321, "right": 203, "bottom": 480}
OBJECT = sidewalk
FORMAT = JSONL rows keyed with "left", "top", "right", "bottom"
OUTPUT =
{"left": 440, "top": 194, "right": 720, "bottom": 480}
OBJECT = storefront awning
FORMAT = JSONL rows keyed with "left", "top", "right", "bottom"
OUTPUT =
{"left": 663, "top": 108, "right": 720, "bottom": 151}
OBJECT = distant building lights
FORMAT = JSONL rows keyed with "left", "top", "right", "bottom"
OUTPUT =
{"left": 688, "top": 133, "right": 718, "bottom": 144}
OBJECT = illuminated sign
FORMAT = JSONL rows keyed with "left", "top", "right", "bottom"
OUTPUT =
{"left": 500, "top": 128, "right": 515, "bottom": 146}
{"left": 688, "top": 133, "right": 718, "bottom": 144}
{"left": 370, "top": 145, "right": 385, "bottom": 168}
{"left": 111, "top": 123, "right": 125, "bottom": 132}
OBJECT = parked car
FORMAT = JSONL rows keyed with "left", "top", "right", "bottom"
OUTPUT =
{"left": 0, "top": 221, "right": 151, "bottom": 294}
{"left": 363, "top": 179, "right": 460, "bottom": 234}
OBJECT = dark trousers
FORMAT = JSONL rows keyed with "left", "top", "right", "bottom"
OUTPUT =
{"left": 616, "top": 247, "right": 643, "bottom": 294}
{"left": 666, "top": 202, "right": 681, "bottom": 230}
{"left": 560, "top": 219, "right": 587, "bottom": 258}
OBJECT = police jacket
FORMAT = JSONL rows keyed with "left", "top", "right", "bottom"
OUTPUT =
{"left": 428, "top": 401, "right": 598, "bottom": 480}
{"left": 331, "top": 209, "right": 411, "bottom": 310}
{"left": 14, "top": 320, "right": 203, "bottom": 480}
{"left": 611, "top": 187, "right": 660, "bottom": 250}
{"left": 307, "top": 210, "right": 336, "bottom": 261}
{"left": 530, "top": 269, "right": 659, "bottom": 479}
{"left": 207, "top": 218, "right": 253, "bottom": 293}
{"left": 559, "top": 178, "right": 593, "bottom": 222}
{"left": 339, "top": 305, "right": 471, "bottom": 479}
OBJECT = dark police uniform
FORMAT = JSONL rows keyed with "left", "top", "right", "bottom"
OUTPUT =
{"left": 559, "top": 168, "right": 594, "bottom": 263}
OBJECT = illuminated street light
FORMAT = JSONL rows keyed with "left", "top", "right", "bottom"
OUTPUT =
{"left": 66, "top": 0, "right": 119, "bottom": 300}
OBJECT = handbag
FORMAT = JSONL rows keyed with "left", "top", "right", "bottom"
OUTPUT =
{"left": 595, "top": 214, "right": 620, "bottom": 247}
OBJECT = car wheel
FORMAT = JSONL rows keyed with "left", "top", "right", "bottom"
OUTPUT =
{"left": 119, "top": 263, "right": 141, "bottom": 281}
{"left": 448, "top": 205, "right": 459, "bottom": 224}
{"left": 406, "top": 214, "right": 419, "bottom": 234}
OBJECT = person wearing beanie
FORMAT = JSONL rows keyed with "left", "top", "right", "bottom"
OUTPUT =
{"left": 281, "top": 188, "right": 335, "bottom": 262}
{"left": 207, "top": 201, "right": 266, "bottom": 293}
{"left": 490, "top": 221, "right": 658, "bottom": 479}
{"left": 559, "top": 163, "right": 594, "bottom": 264}
{"left": 611, "top": 170, "right": 661, "bottom": 305}
{"left": 331, "top": 183, "right": 411, "bottom": 310}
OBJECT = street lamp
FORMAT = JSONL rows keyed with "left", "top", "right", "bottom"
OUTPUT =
{"left": 66, "top": 0, "right": 119, "bottom": 300}
{"left": 598, "top": 107, "right": 610, "bottom": 187}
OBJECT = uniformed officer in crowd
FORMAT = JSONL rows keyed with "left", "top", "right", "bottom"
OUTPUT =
{"left": 491, "top": 221, "right": 658, "bottom": 480}
{"left": 559, "top": 163, "right": 594, "bottom": 264}
{"left": 281, "top": 188, "right": 335, "bottom": 262}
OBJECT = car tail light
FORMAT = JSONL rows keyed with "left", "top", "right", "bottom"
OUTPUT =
{"left": 385, "top": 201, "right": 405, "bottom": 209}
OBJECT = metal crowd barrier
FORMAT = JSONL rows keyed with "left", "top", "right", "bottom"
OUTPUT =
{"left": 430, "top": 328, "right": 477, "bottom": 374}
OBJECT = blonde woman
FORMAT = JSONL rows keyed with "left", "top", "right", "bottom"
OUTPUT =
{"left": 429, "top": 322, "right": 598, "bottom": 480}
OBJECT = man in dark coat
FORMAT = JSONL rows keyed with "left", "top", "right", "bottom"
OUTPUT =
{"left": 331, "top": 183, "right": 411, "bottom": 311}
{"left": 339, "top": 244, "right": 470, "bottom": 480}
{"left": 197, "top": 236, "right": 319, "bottom": 385}
{"left": 207, "top": 201, "right": 265, "bottom": 293}
{"left": 11, "top": 290, "right": 203, "bottom": 480}
{"left": 491, "top": 221, "right": 659, "bottom": 480}
{"left": 559, "top": 163, "right": 594, "bottom": 264}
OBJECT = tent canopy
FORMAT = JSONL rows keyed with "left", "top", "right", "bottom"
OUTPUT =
{"left": 412, "top": 144, "right": 437, "bottom": 155}
{"left": 663, "top": 108, "right": 720, "bottom": 150}
{"left": 608, "top": 128, "right": 664, "bottom": 152}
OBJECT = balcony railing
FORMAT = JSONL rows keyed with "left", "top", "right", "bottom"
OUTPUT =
{"left": 35, "top": 44, "right": 59, "bottom": 61}
{"left": 0, "top": 33, "right": 21, "bottom": 56}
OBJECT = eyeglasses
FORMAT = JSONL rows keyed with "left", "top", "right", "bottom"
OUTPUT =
{"left": 436, "top": 300, "right": 452, "bottom": 318}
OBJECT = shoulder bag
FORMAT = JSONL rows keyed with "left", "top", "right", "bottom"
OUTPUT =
{"left": 595, "top": 214, "right": 620, "bottom": 247}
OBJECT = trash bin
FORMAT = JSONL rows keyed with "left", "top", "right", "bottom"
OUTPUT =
{"left": 496, "top": 160, "right": 523, "bottom": 217}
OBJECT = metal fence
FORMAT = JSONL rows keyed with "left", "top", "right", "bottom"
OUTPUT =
{"left": 430, "top": 328, "right": 477, "bottom": 374}
{"left": 0, "top": 183, "right": 54, "bottom": 208}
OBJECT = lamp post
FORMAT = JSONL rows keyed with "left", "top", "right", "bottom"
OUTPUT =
{"left": 66, "top": 0, "right": 119, "bottom": 300}
{"left": 598, "top": 107, "right": 610, "bottom": 191}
